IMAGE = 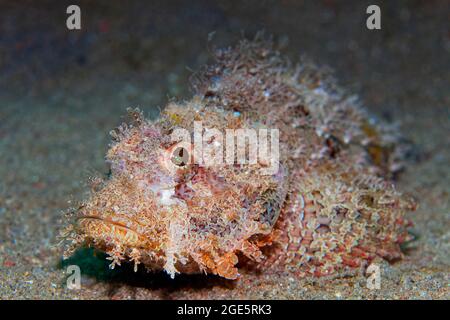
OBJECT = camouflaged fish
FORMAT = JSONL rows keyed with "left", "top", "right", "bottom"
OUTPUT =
{"left": 60, "top": 36, "right": 415, "bottom": 280}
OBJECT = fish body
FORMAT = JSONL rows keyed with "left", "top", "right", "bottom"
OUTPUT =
{"left": 61, "top": 37, "right": 415, "bottom": 280}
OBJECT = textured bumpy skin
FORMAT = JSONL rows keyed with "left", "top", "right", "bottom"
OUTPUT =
{"left": 61, "top": 36, "right": 415, "bottom": 280}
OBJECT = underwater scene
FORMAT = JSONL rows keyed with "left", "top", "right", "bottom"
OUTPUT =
{"left": 0, "top": 0, "right": 448, "bottom": 300}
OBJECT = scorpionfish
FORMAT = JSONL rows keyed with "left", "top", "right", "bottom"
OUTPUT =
{"left": 61, "top": 36, "right": 416, "bottom": 280}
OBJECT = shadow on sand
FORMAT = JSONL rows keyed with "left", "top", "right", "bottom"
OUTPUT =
{"left": 59, "top": 247, "right": 235, "bottom": 297}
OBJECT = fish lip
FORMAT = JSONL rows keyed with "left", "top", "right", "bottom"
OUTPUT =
{"left": 76, "top": 214, "right": 140, "bottom": 234}
{"left": 76, "top": 214, "right": 164, "bottom": 251}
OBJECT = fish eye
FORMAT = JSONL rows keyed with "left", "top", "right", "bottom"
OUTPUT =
{"left": 171, "top": 146, "right": 189, "bottom": 167}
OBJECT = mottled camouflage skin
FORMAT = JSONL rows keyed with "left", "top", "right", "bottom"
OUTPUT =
{"left": 61, "top": 36, "right": 415, "bottom": 279}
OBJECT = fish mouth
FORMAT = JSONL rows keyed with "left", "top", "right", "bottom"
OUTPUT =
{"left": 77, "top": 214, "right": 134, "bottom": 229}
{"left": 76, "top": 214, "right": 146, "bottom": 246}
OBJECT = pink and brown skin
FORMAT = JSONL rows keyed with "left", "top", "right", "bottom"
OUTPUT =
{"left": 61, "top": 37, "right": 415, "bottom": 280}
